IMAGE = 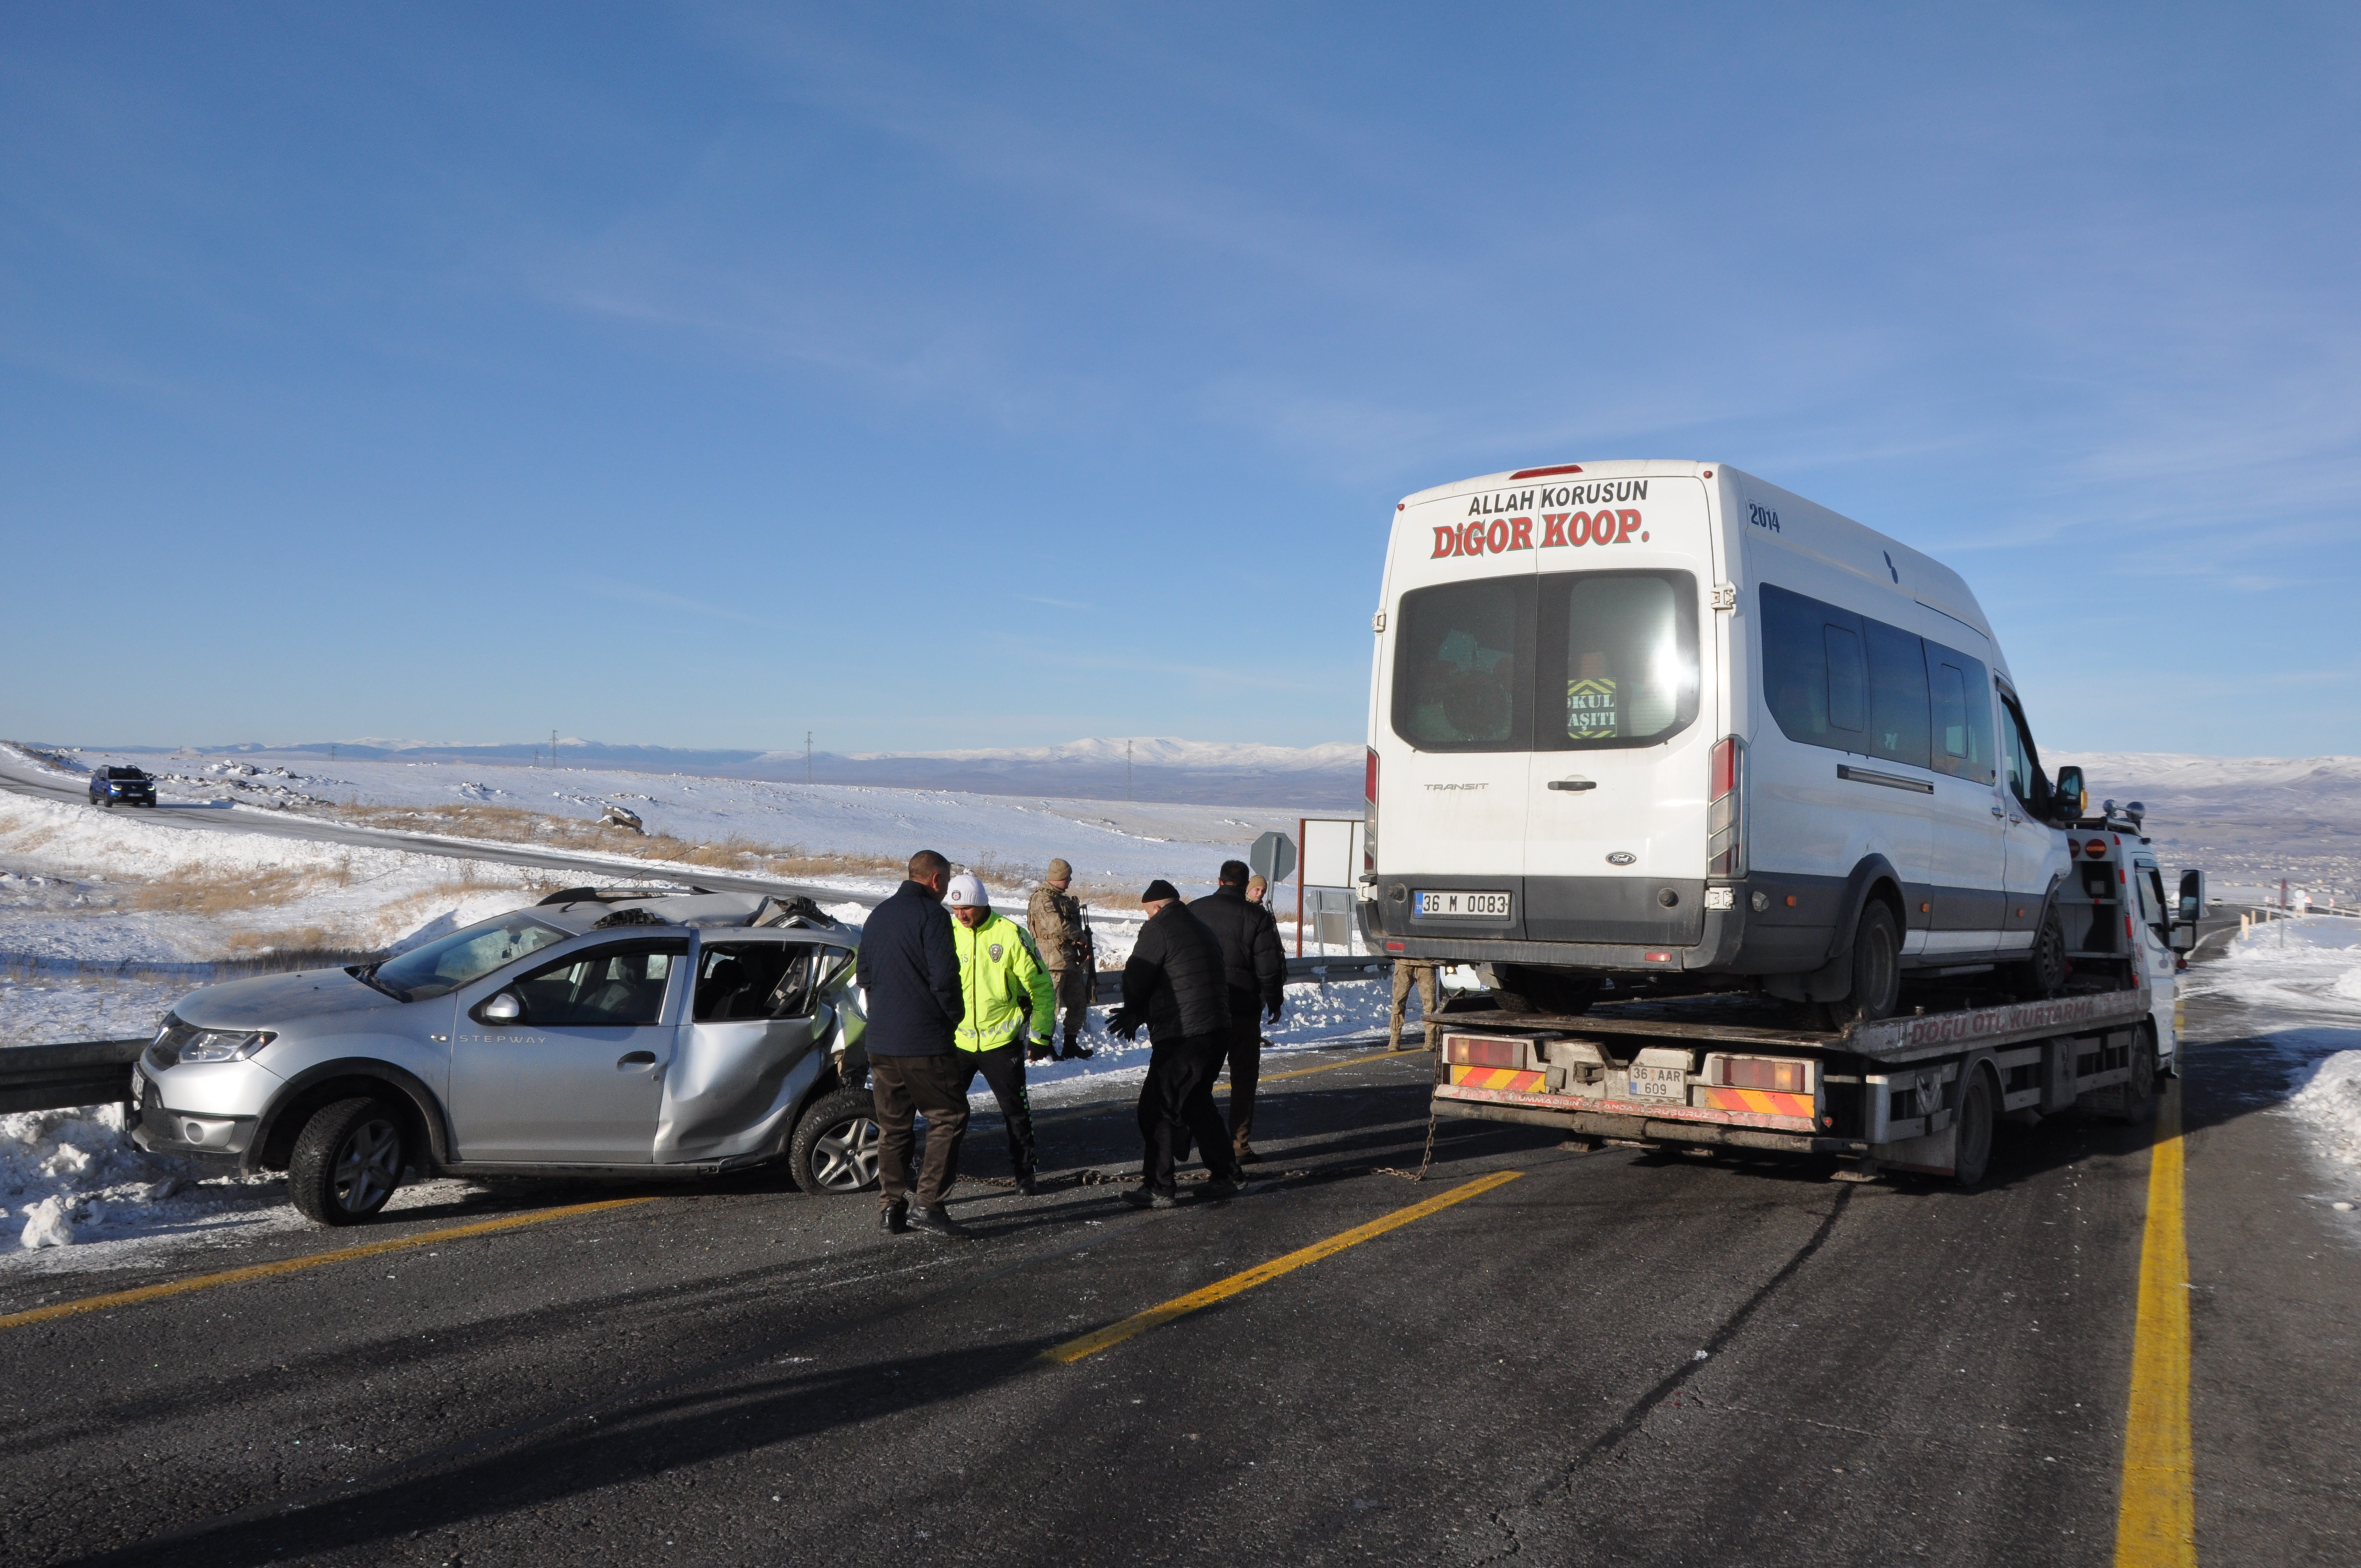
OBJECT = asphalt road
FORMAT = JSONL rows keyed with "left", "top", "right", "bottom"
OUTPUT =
{"left": 3, "top": 989, "right": 2354, "bottom": 1566}
{"left": 0, "top": 755, "right": 878, "bottom": 908}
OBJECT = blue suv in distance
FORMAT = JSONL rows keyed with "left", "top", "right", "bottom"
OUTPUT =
{"left": 89, "top": 766, "right": 157, "bottom": 807}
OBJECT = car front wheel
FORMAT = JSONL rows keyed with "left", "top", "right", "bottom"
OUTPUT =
{"left": 789, "top": 1086, "right": 883, "bottom": 1196}
{"left": 289, "top": 1097, "right": 406, "bottom": 1225}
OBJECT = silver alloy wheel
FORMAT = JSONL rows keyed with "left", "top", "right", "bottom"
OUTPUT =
{"left": 332, "top": 1115, "right": 402, "bottom": 1215}
{"left": 809, "top": 1115, "right": 882, "bottom": 1191}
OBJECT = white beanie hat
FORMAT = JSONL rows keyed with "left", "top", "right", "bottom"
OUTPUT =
{"left": 945, "top": 873, "right": 989, "bottom": 909}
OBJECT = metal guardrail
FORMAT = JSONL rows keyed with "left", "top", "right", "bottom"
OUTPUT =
{"left": 1090, "top": 954, "right": 1389, "bottom": 1005}
{"left": 0, "top": 1038, "right": 145, "bottom": 1115}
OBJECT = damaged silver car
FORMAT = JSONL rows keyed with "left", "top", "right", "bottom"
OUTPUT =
{"left": 129, "top": 889, "right": 883, "bottom": 1224}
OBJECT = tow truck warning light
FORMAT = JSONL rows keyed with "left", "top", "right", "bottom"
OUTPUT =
{"left": 1719, "top": 1057, "right": 1807, "bottom": 1093}
{"left": 1446, "top": 1036, "right": 1522, "bottom": 1069}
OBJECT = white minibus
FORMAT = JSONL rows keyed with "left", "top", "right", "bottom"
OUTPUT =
{"left": 1360, "top": 461, "right": 2078, "bottom": 1022}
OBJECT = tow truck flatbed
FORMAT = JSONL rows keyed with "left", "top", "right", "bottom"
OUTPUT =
{"left": 1429, "top": 982, "right": 2158, "bottom": 1180}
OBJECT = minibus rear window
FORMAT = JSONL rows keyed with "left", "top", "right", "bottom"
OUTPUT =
{"left": 1536, "top": 570, "right": 1699, "bottom": 750}
{"left": 1392, "top": 571, "right": 1699, "bottom": 752}
{"left": 1393, "top": 578, "right": 1528, "bottom": 750}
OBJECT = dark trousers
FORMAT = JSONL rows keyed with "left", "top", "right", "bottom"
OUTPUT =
{"left": 1223, "top": 1003, "right": 1263, "bottom": 1152}
{"left": 955, "top": 1042, "right": 1036, "bottom": 1178}
{"left": 1138, "top": 1032, "right": 1241, "bottom": 1195}
{"left": 871, "top": 1052, "right": 971, "bottom": 1208}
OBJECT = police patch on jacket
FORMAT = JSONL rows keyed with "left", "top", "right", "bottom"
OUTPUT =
{"left": 989, "top": 943, "right": 1003, "bottom": 961}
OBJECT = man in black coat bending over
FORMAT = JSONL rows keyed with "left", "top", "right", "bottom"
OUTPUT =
{"left": 1190, "top": 859, "right": 1287, "bottom": 1164}
{"left": 1111, "top": 879, "right": 1245, "bottom": 1207}
{"left": 856, "top": 849, "right": 972, "bottom": 1239}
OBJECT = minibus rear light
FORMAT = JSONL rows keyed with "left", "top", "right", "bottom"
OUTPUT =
{"left": 1364, "top": 748, "right": 1380, "bottom": 874}
{"left": 1645, "top": 951, "right": 1673, "bottom": 963}
{"left": 1709, "top": 737, "right": 1739, "bottom": 802}
{"left": 1509, "top": 463, "right": 1584, "bottom": 480}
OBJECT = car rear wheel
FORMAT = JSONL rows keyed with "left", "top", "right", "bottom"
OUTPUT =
{"left": 289, "top": 1097, "right": 406, "bottom": 1225}
{"left": 789, "top": 1086, "right": 883, "bottom": 1195}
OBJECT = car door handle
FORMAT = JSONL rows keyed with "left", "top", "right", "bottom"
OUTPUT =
{"left": 617, "top": 1051, "right": 657, "bottom": 1068}
{"left": 2008, "top": 815, "right": 2022, "bottom": 826}
{"left": 1547, "top": 777, "right": 1597, "bottom": 792}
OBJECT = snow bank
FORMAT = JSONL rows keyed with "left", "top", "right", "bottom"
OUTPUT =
{"left": 0, "top": 789, "right": 594, "bottom": 969}
{"left": 2182, "top": 914, "right": 2361, "bottom": 1191}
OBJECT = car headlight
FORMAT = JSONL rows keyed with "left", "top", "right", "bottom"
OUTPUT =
{"left": 176, "top": 1028, "right": 276, "bottom": 1063}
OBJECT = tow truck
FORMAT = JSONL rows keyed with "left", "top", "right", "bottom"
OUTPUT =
{"left": 1427, "top": 798, "right": 2203, "bottom": 1184}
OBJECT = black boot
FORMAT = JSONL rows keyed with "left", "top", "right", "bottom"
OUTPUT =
{"left": 1063, "top": 1037, "right": 1095, "bottom": 1060}
{"left": 879, "top": 1199, "right": 910, "bottom": 1235}
{"left": 907, "top": 1205, "right": 974, "bottom": 1240}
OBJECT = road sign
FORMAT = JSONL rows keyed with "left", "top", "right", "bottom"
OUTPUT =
{"left": 1249, "top": 830, "right": 1297, "bottom": 886}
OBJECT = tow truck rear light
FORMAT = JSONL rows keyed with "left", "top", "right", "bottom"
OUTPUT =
{"left": 1446, "top": 1036, "right": 1520, "bottom": 1068}
{"left": 1720, "top": 1057, "right": 1807, "bottom": 1093}
{"left": 2084, "top": 839, "right": 2109, "bottom": 858}
{"left": 1707, "top": 736, "right": 1745, "bottom": 878}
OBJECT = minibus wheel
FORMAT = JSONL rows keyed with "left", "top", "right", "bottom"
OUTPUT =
{"left": 1829, "top": 902, "right": 1902, "bottom": 1026}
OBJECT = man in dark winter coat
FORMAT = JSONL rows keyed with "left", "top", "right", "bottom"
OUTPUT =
{"left": 1109, "top": 879, "right": 1244, "bottom": 1207}
{"left": 855, "top": 849, "right": 973, "bottom": 1240}
{"left": 1189, "top": 860, "right": 1286, "bottom": 1163}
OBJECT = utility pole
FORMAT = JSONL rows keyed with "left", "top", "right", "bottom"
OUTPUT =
{"left": 806, "top": 731, "right": 813, "bottom": 785}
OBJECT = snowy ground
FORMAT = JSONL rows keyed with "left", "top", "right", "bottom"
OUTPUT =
{"left": 0, "top": 745, "right": 1396, "bottom": 1272}
{"left": 2180, "top": 914, "right": 2361, "bottom": 1209}
{"left": 35, "top": 742, "right": 1328, "bottom": 903}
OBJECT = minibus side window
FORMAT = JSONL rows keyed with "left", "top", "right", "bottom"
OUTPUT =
{"left": 1998, "top": 687, "right": 2052, "bottom": 814}
{"left": 1824, "top": 625, "right": 1865, "bottom": 732}
{"left": 1534, "top": 569, "right": 1699, "bottom": 749}
{"left": 1391, "top": 578, "right": 1530, "bottom": 750}
{"left": 1864, "top": 622, "right": 1930, "bottom": 769}
{"left": 1928, "top": 644, "right": 1995, "bottom": 782}
{"left": 1762, "top": 583, "right": 1866, "bottom": 744}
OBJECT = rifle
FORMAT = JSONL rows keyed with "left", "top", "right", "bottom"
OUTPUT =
{"left": 1075, "top": 900, "right": 1098, "bottom": 971}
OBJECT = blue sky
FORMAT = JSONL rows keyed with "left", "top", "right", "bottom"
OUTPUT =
{"left": 5, "top": 2, "right": 2357, "bottom": 758}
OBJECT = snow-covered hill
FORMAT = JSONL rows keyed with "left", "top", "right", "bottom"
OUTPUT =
{"left": 2065, "top": 752, "right": 2361, "bottom": 903}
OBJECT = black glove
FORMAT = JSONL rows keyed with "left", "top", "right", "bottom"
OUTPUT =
{"left": 1107, "top": 1005, "right": 1141, "bottom": 1041}
{"left": 1266, "top": 1001, "right": 1283, "bottom": 1023}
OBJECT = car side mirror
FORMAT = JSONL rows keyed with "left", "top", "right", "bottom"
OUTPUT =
{"left": 2177, "top": 869, "right": 2206, "bottom": 927}
{"left": 2168, "top": 924, "right": 2195, "bottom": 952}
{"left": 474, "top": 990, "right": 525, "bottom": 1025}
{"left": 2053, "top": 765, "right": 2087, "bottom": 819}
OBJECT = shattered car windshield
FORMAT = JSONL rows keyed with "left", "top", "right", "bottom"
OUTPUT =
{"left": 366, "top": 912, "right": 572, "bottom": 1002}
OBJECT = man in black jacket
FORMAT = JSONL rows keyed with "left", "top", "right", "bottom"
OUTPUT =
{"left": 1189, "top": 860, "right": 1286, "bottom": 1164}
{"left": 1109, "top": 879, "right": 1245, "bottom": 1207}
{"left": 855, "top": 850, "right": 972, "bottom": 1239}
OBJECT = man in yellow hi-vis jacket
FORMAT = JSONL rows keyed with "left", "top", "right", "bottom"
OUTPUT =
{"left": 945, "top": 873, "right": 1056, "bottom": 1195}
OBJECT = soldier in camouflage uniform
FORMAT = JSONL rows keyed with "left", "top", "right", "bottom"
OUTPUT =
{"left": 1027, "top": 858, "right": 1097, "bottom": 1060}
